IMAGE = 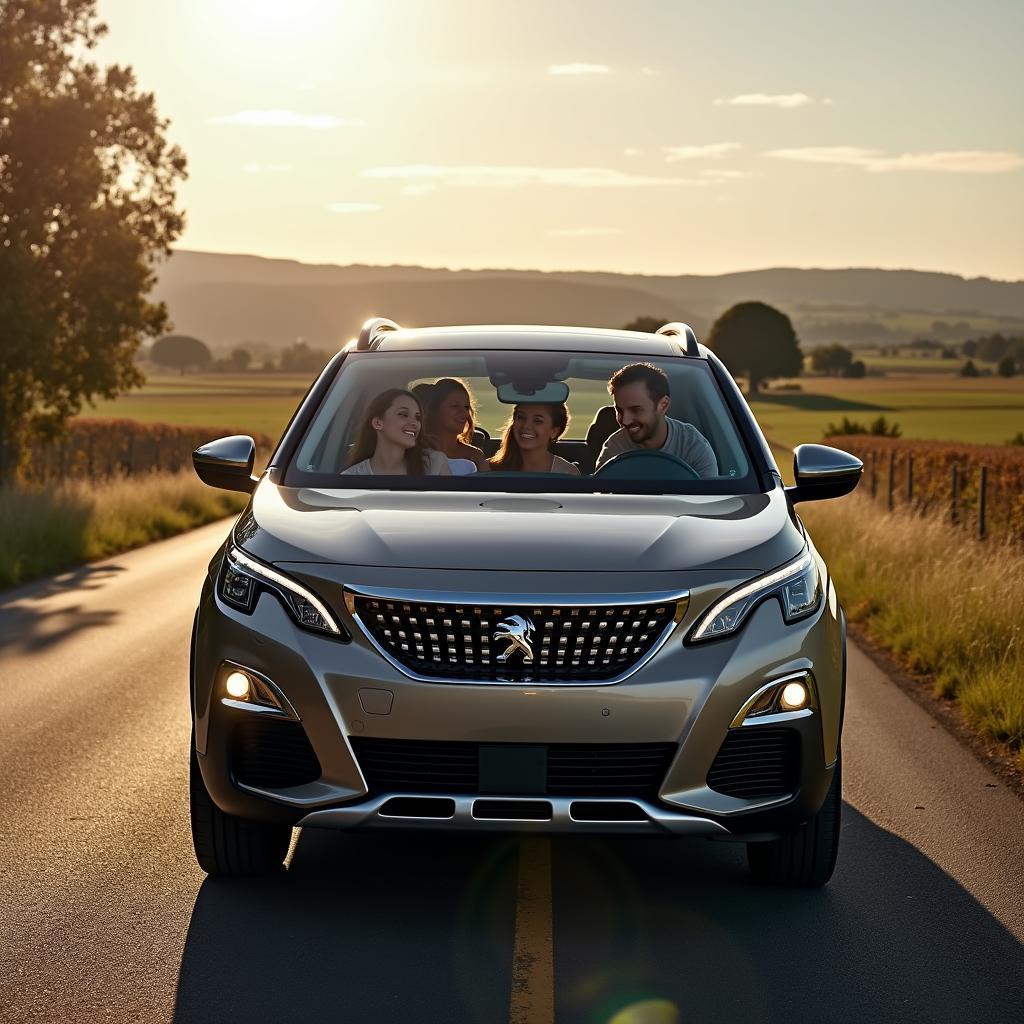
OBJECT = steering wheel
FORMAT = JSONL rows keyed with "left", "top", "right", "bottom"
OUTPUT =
{"left": 592, "top": 449, "right": 700, "bottom": 481}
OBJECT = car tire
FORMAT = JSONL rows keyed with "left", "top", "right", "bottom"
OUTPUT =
{"left": 190, "top": 742, "right": 292, "bottom": 876}
{"left": 746, "top": 752, "right": 841, "bottom": 888}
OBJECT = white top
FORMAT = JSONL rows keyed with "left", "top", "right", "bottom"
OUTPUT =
{"left": 550, "top": 454, "right": 582, "bottom": 475}
{"left": 342, "top": 449, "right": 453, "bottom": 476}
{"left": 596, "top": 417, "right": 719, "bottom": 478}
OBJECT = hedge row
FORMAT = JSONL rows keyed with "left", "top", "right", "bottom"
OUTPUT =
{"left": 23, "top": 419, "right": 275, "bottom": 483}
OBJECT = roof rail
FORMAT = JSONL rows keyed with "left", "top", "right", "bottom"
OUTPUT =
{"left": 356, "top": 317, "right": 401, "bottom": 351}
{"left": 656, "top": 322, "right": 701, "bottom": 357}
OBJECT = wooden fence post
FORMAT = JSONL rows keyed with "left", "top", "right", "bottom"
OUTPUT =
{"left": 887, "top": 450, "right": 895, "bottom": 511}
{"left": 951, "top": 464, "right": 959, "bottom": 526}
{"left": 906, "top": 454, "right": 914, "bottom": 505}
{"left": 978, "top": 465, "right": 987, "bottom": 540}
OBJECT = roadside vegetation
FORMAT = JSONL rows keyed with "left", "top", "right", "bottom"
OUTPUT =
{"left": 802, "top": 494, "right": 1024, "bottom": 768}
{"left": 0, "top": 472, "right": 246, "bottom": 589}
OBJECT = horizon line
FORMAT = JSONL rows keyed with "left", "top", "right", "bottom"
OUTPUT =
{"left": 165, "top": 247, "right": 1024, "bottom": 286}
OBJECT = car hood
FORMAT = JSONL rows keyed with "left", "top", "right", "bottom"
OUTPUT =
{"left": 234, "top": 483, "right": 803, "bottom": 573}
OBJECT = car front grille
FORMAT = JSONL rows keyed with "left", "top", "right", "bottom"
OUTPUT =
{"left": 349, "top": 595, "right": 679, "bottom": 682}
{"left": 350, "top": 738, "right": 678, "bottom": 798}
{"left": 706, "top": 727, "right": 800, "bottom": 799}
{"left": 231, "top": 718, "right": 321, "bottom": 789}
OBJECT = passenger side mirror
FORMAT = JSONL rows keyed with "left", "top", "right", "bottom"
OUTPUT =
{"left": 192, "top": 435, "right": 258, "bottom": 494}
{"left": 785, "top": 444, "right": 862, "bottom": 504}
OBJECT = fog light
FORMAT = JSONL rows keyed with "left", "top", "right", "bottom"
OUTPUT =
{"left": 779, "top": 681, "right": 808, "bottom": 710}
{"left": 225, "top": 671, "right": 251, "bottom": 700}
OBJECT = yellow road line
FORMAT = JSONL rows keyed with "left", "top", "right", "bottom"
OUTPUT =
{"left": 509, "top": 837, "right": 554, "bottom": 1024}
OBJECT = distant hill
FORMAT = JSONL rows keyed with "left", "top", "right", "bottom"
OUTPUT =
{"left": 153, "top": 250, "right": 1024, "bottom": 351}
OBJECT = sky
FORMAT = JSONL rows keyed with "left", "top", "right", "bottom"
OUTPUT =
{"left": 94, "top": 0, "right": 1024, "bottom": 280}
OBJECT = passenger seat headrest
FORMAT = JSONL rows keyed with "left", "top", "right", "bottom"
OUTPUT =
{"left": 586, "top": 406, "right": 619, "bottom": 450}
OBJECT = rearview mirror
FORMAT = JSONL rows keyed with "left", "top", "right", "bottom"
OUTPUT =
{"left": 496, "top": 380, "right": 571, "bottom": 405}
{"left": 192, "top": 435, "right": 258, "bottom": 494}
{"left": 785, "top": 444, "right": 862, "bottom": 504}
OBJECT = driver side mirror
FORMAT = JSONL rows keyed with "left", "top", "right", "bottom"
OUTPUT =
{"left": 192, "top": 435, "right": 258, "bottom": 494}
{"left": 785, "top": 444, "right": 863, "bottom": 504}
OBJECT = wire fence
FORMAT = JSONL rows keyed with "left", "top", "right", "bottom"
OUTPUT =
{"left": 826, "top": 436, "right": 1024, "bottom": 542}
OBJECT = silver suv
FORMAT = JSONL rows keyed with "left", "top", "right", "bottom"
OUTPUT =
{"left": 189, "top": 320, "right": 861, "bottom": 886}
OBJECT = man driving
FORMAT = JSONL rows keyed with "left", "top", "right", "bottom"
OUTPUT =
{"left": 596, "top": 362, "right": 719, "bottom": 477}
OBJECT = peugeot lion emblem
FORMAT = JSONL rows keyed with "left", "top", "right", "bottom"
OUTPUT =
{"left": 493, "top": 615, "right": 536, "bottom": 664}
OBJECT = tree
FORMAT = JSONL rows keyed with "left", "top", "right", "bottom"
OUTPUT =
{"left": 622, "top": 316, "right": 671, "bottom": 334}
{"left": 961, "top": 339, "right": 978, "bottom": 357}
{"left": 997, "top": 355, "right": 1017, "bottom": 378}
{"left": 151, "top": 335, "right": 211, "bottom": 374}
{"left": 0, "top": 1, "right": 186, "bottom": 483}
{"left": 810, "top": 344, "right": 854, "bottom": 376}
{"left": 279, "top": 340, "right": 331, "bottom": 373}
{"left": 706, "top": 302, "right": 803, "bottom": 394}
{"left": 960, "top": 359, "right": 979, "bottom": 378}
{"left": 230, "top": 347, "right": 251, "bottom": 372}
{"left": 843, "top": 359, "right": 866, "bottom": 378}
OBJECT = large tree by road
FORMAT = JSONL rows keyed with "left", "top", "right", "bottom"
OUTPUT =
{"left": 706, "top": 302, "right": 803, "bottom": 394}
{"left": 0, "top": 1, "right": 186, "bottom": 484}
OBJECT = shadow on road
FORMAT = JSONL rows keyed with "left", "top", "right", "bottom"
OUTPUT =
{"left": 173, "top": 830, "right": 518, "bottom": 1024}
{"left": 0, "top": 564, "right": 125, "bottom": 654}
{"left": 172, "top": 807, "right": 1022, "bottom": 1024}
{"left": 552, "top": 806, "right": 1023, "bottom": 1024}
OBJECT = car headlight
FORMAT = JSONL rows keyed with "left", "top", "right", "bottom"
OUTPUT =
{"left": 219, "top": 546, "right": 348, "bottom": 640}
{"left": 688, "top": 548, "right": 822, "bottom": 643}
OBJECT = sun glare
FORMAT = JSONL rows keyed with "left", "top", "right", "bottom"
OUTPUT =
{"left": 215, "top": 0, "right": 335, "bottom": 40}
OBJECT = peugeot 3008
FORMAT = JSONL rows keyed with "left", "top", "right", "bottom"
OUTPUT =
{"left": 189, "top": 319, "right": 861, "bottom": 886}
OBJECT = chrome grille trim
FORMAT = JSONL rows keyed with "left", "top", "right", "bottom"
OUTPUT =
{"left": 344, "top": 585, "right": 689, "bottom": 686}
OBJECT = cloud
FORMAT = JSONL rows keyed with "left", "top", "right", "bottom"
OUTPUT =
{"left": 623, "top": 147, "right": 640, "bottom": 157}
{"left": 715, "top": 93, "right": 815, "bottom": 109}
{"left": 765, "top": 146, "right": 1024, "bottom": 173}
{"left": 362, "top": 164, "right": 699, "bottom": 188}
{"left": 327, "top": 202, "right": 381, "bottom": 213}
{"left": 545, "top": 227, "right": 624, "bottom": 238}
{"left": 209, "top": 109, "right": 364, "bottom": 129}
{"left": 663, "top": 142, "right": 742, "bottom": 162}
{"left": 548, "top": 63, "right": 611, "bottom": 76}
{"left": 241, "top": 162, "right": 291, "bottom": 174}
{"left": 401, "top": 183, "right": 437, "bottom": 196}
{"left": 699, "top": 168, "right": 755, "bottom": 180}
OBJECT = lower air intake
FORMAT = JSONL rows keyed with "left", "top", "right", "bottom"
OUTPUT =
{"left": 706, "top": 727, "right": 800, "bottom": 799}
{"left": 231, "top": 718, "right": 321, "bottom": 789}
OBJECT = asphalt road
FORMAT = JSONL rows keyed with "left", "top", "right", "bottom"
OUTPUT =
{"left": 1, "top": 521, "right": 1022, "bottom": 1024}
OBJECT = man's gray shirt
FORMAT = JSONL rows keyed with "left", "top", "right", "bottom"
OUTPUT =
{"left": 596, "top": 417, "right": 719, "bottom": 477}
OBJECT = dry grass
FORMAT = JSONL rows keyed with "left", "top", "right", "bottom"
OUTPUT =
{"left": 802, "top": 494, "right": 1024, "bottom": 766}
{"left": 0, "top": 471, "right": 247, "bottom": 588}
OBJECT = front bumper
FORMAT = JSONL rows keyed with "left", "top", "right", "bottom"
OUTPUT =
{"left": 192, "top": 562, "right": 844, "bottom": 841}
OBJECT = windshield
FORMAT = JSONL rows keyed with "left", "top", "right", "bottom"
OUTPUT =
{"left": 285, "top": 350, "right": 758, "bottom": 494}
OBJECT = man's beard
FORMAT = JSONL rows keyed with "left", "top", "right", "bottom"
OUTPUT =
{"left": 627, "top": 422, "right": 656, "bottom": 445}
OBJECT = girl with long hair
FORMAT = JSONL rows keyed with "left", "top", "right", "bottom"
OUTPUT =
{"left": 414, "top": 378, "right": 489, "bottom": 472}
{"left": 489, "top": 403, "right": 580, "bottom": 475}
{"left": 343, "top": 389, "right": 451, "bottom": 476}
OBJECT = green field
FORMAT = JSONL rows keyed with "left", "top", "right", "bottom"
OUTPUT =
{"left": 87, "top": 373, "right": 313, "bottom": 438}
{"left": 86, "top": 367, "right": 1024, "bottom": 452}
{"left": 751, "top": 374, "right": 1024, "bottom": 449}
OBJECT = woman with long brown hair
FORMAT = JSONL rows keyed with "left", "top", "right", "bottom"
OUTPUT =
{"left": 489, "top": 403, "right": 580, "bottom": 475}
{"left": 343, "top": 389, "right": 451, "bottom": 476}
{"left": 414, "top": 378, "right": 490, "bottom": 472}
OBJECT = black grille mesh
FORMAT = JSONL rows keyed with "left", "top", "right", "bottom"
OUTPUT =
{"left": 231, "top": 718, "right": 321, "bottom": 789}
{"left": 350, "top": 738, "right": 677, "bottom": 798}
{"left": 706, "top": 727, "right": 800, "bottom": 799}
{"left": 352, "top": 596, "right": 677, "bottom": 682}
